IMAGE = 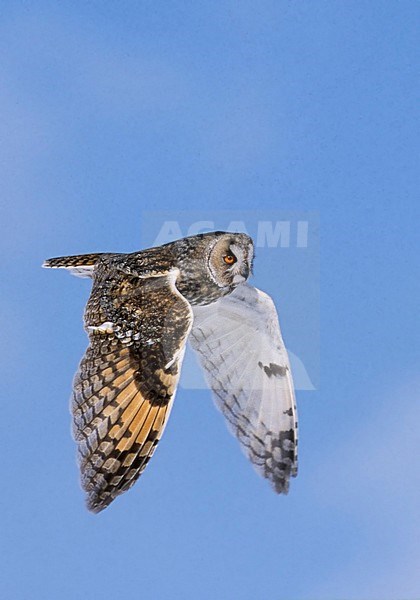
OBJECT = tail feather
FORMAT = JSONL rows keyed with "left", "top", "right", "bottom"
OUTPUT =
{"left": 43, "top": 253, "right": 105, "bottom": 278}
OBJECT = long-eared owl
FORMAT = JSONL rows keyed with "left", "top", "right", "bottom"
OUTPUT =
{"left": 44, "top": 232, "right": 297, "bottom": 512}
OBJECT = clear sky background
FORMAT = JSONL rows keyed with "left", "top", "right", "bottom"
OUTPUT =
{"left": 1, "top": 2, "right": 419, "bottom": 599}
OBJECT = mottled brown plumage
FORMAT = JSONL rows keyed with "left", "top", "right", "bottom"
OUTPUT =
{"left": 71, "top": 270, "right": 192, "bottom": 512}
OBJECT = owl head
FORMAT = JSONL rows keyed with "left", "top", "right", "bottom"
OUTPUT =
{"left": 206, "top": 232, "right": 254, "bottom": 288}
{"left": 171, "top": 231, "right": 254, "bottom": 305}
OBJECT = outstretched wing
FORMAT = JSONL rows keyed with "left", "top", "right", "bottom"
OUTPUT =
{"left": 72, "top": 267, "right": 192, "bottom": 512}
{"left": 190, "top": 283, "right": 297, "bottom": 494}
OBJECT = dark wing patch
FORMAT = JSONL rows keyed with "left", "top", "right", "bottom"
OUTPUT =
{"left": 257, "top": 361, "right": 288, "bottom": 378}
{"left": 72, "top": 268, "right": 192, "bottom": 512}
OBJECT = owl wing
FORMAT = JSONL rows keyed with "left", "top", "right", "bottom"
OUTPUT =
{"left": 72, "top": 268, "right": 192, "bottom": 512}
{"left": 189, "top": 283, "right": 297, "bottom": 494}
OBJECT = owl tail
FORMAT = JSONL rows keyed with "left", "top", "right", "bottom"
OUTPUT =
{"left": 43, "top": 252, "right": 105, "bottom": 278}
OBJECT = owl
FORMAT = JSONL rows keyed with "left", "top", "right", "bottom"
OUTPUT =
{"left": 44, "top": 231, "right": 298, "bottom": 512}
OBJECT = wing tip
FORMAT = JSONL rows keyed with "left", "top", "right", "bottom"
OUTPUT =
{"left": 272, "top": 478, "right": 290, "bottom": 495}
{"left": 85, "top": 493, "right": 112, "bottom": 514}
{"left": 42, "top": 252, "right": 103, "bottom": 272}
{"left": 270, "top": 458, "right": 298, "bottom": 495}
{"left": 42, "top": 259, "right": 95, "bottom": 278}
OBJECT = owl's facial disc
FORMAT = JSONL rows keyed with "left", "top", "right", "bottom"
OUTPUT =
{"left": 208, "top": 234, "right": 254, "bottom": 288}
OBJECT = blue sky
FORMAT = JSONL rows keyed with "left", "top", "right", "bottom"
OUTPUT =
{"left": 1, "top": 2, "right": 419, "bottom": 599}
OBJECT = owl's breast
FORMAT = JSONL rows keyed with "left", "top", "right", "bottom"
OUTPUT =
{"left": 175, "top": 272, "right": 231, "bottom": 306}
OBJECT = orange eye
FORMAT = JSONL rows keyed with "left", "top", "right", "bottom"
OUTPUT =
{"left": 223, "top": 254, "right": 237, "bottom": 265}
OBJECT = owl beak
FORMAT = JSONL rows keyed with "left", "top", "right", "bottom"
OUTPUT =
{"left": 240, "top": 264, "right": 250, "bottom": 280}
{"left": 233, "top": 274, "right": 246, "bottom": 284}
